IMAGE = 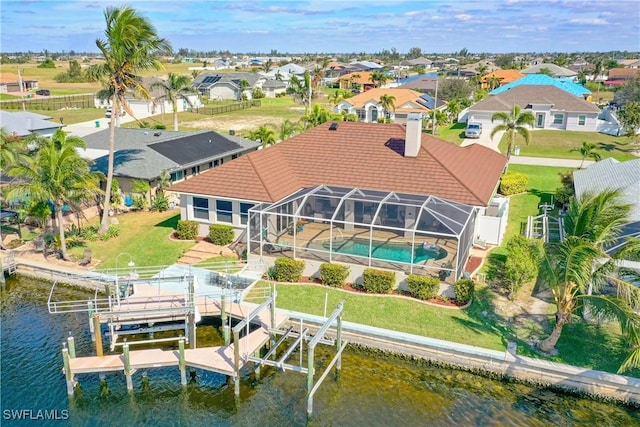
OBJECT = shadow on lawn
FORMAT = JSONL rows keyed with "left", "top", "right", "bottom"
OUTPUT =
{"left": 155, "top": 213, "right": 181, "bottom": 229}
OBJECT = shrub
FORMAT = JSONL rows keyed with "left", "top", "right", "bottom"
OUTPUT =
{"left": 152, "top": 193, "right": 169, "bottom": 212}
{"left": 274, "top": 258, "right": 305, "bottom": 282}
{"left": 100, "top": 225, "right": 120, "bottom": 241}
{"left": 80, "top": 225, "right": 99, "bottom": 242}
{"left": 132, "top": 195, "right": 146, "bottom": 210}
{"left": 454, "top": 278, "right": 475, "bottom": 304}
{"left": 176, "top": 220, "right": 198, "bottom": 240}
{"left": 319, "top": 263, "right": 349, "bottom": 287}
{"left": 406, "top": 275, "right": 440, "bottom": 300}
{"left": 499, "top": 171, "right": 528, "bottom": 195}
{"left": 208, "top": 224, "right": 234, "bottom": 245}
{"left": 503, "top": 235, "right": 543, "bottom": 297}
{"left": 361, "top": 268, "right": 395, "bottom": 294}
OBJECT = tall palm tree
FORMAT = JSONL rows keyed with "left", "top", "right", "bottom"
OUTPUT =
{"left": 6, "top": 130, "right": 102, "bottom": 260}
{"left": 379, "top": 94, "right": 396, "bottom": 122}
{"left": 288, "top": 71, "right": 312, "bottom": 114}
{"left": 261, "top": 59, "right": 273, "bottom": 73}
{"left": 572, "top": 141, "right": 602, "bottom": 168}
{"left": 539, "top": 190, "right": 640, "bottom": 373}
{"left": 237, "top": 79, "right": 250, "bottom": 101}
{"left": 86, "top": 6, "right": 171, "bottom": 234}
{"left": 150, "top": 73, "right": 197, "bottom": 131}
{"left": 490, "top": 105, "right": 535, "bottom": 159}
{"left": 487, "top": 76, "right": 501, "bottom": 90}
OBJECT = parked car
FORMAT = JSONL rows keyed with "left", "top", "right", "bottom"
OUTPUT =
{"left": 465, "top": 122, "right": 482, "bottom": 138}
{"left": 105, "top": 108, "right": 126, "bottom": 118}
{"left": 35, "top": 89, "right": 50, "bottom": 96}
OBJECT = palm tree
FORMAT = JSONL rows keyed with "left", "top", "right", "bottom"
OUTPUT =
{"left": 150, "top": 73, "right": 197, "bottom": 131}
{"left": 288, "top": 71, "right": 312, "bottom": 114}
{"left": 248, "top": 125, "right": 277, "bottom": 148}
{"left": 5, "top": 130, "right": 102, "bottom": 260}
{"left": 572, "top": 141, "right": 602, "bottom": 168}
{"left": 86, "top": 6, "right": 171, "bottom": 234}
{"left": 490, "top": 105, "right": 535, "bottom": 159}
{"left": 261, "top": 59, "right": 273, "bottom": 73}
{"left": 156, "top": 169, "right": 171, "bottom": 195}
{"left": 445, "top": 99, "right": 462, "bottom": 123}
{"left": 538, "top": 190, "right": 640, "bottom": 373}
{"left": 379, "top": 94, "right": 396, "bottom": 122}
{"left": 302, "top": 104, "right": 342, "bottom": 129}
{"left": 237, "top": 79, "right": 250, "bottom": 101}
{"left": 278, "top": 119, "right": 301, "bottom": 141}
{"left": 487, "top": 76, "right": 501, "bottom": 90}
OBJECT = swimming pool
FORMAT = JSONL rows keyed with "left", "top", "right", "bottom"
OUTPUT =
{"left": 324, "top": 238, "right": 447, "bottom": 263}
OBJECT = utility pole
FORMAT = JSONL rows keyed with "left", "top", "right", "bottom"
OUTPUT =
{"left": 17, "top": 69, "right": 26, "bottom": 111}
{"left": 432, "top": 78, "right": 439, "bottom": 136}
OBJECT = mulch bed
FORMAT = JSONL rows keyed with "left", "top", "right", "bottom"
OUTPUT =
{"left": 464, "top": 256, "right": 483, "bottom": 275}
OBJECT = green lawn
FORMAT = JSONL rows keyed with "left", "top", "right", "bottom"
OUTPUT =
{"left": 67, "top": 210, "right": 194, "bottom": 268}
{"left": 249, "top": 281, "right": 508, "bottom": 351}
{"left": 498, "top": 130, "right": 637, "bottom": 161}
{"left": 26, "top": 108, "right": 106, "bottom": 125}
{"left": 432, "top": 122, "right": 466, "bottom": 145}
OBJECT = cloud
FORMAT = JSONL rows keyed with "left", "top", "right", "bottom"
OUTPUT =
{"left": 455, "top": 14, "right": 472, "bottom": 21}
{"left": 570, "top": 18, "right": 608, "bottom": 25}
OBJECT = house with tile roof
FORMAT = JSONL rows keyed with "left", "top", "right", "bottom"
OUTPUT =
{"left": 490, "top": 74, "right": 590, "bottom": 98}
{"left": 466, "top": 85, "right": 600, "bottom": 132}
{"left": 169, "top": 119, "right": 509, "bottom": 283}
{"left": 333, "top": 88, "right": 439, "bottom": 124}
{"left": 82, "top": 128, "right": 260, "bottom": 206}
{"left": 521, "top": 63, "right": 578, "bottom": 78}
{"left": 480, "top": 70, "right": 525, "bottom": 89}
{"left": 333, "top": 71, "right": 378, "bottom": 91}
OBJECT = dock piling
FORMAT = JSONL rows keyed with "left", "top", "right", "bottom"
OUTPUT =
{"left": 62, "top": 347, "right": 74, "bottom": 396}
{"left": 221, "top": 293, "right": 230, "bottom": 346}
{"left": 67, "top": 335, "right": 76, "bottom": 359}
{"left": 123, "top": 343, "right": 133, "bottom": 391}
{"left": 87, "top": 301, "right": 95, "bottom": 341}
{"left": 179, "top": 338, "right": 186, "bottom": 386}
{"left": 93, "top": 314, "right": 103, "bottom": 356}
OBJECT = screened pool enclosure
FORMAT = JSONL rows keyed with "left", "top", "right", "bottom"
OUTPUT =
{"left": 247, "top": 185, "right": 478, "bottom": 281}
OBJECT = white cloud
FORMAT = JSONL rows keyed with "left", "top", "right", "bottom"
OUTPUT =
{"left": 570, "top": 18, "right": 608, "bottom": 25}
{"left": 455, "top": 14, "right": 472, "bottom": 21}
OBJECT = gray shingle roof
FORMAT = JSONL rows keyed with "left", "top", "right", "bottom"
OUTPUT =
{"left": 574, "top": 158, "right": 640, "bottom": 222}
{"left": 521, "top": 63, "right": 577, "bottom": 77}
{"left": 0, "top": 110, "right": 62, "bottom": 136}
{"left": 469, "top": 85, "right": 599, "bottom": 113}
{"left": 82, "top": 128, "right": 259, "bottom": 180}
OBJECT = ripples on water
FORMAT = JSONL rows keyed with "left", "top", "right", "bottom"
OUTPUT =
{"left": 2, "top": 277, "right": 639, "bottom": 426}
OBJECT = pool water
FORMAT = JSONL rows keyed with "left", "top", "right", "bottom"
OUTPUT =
{"left": 326, "top": 238, "right": 447, "bottom": 263}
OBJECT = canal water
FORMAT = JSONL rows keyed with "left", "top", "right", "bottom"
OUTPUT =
{"left": 2, "top": 276, "right": 639, "bottom": 426}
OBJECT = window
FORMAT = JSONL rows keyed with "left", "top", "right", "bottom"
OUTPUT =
{"left": 208, "top": 161, "right": 213, "bottom": 169}
{"left": 216, "top": 200, "right": 233, "bottom": 223}
{"left": 232, "top": 154, "right": 238, "bottom": 160}
{"left": 170, "top": 170, "right": 184, "bottom": 182}
{"left": 553, "top": 114, "right": 564, "bottom": 125}
{"left": 578, "top": 115, "right": 586, "bottom": 126}
{"left": 213, "top": 159, "right": 220, "bottom": 167}
{"left": 193, "top": 197, "right": 209, "bottom": 220}
{"left": 191, "top": 165, "right": 200, "bottom": 175}
{"left": 357, "top": 109, "right": 366, "bottom": 121}
{"left": 240, "top": 203, "right": 254, "bottom": 225}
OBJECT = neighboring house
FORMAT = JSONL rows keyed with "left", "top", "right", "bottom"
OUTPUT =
{"left": 398, "top": 57, "right": 433, "bottom": 69}
{"left": 334, "top": 88, "right": 437, "bottom": 123}
{"left": 465, "top": 85, "right": 600, "bottom": 132}
{"left": 261, "top": 79, "right": 288, "bottom": 98}
{"left": 348, "top": 61, "right": 384, "bottom": 71}
{"left": 573, "top": 158, "right": 640, "bottom": 255}
{"left": 480, "top": 70, "right": 525, "bottom": 88}
{"left": 489, "top": 74, "right": 591, "bottom": 98}
{"left": 617, "top": 59, "right": 640, "bottom": 68}
{"left": 81, "top": 128, "right": 260, "bottom": 205}
{"left": 93, "top": 76, "right": 202, "bottom": 113}
{"left": 0, "top": 110, "right": 63, "bottom": 137}
{"left": 333, "top": 71, "right": 378, "bottom": 91}
{"left": 169, "top": 120, "right": 509, "bottom": 283}
{"left": 0, "top": 73, "right": 39, "bottom": 93}
{"left": 263, "top": 63, "right": 306, "bottom": 80}
{"left": 521, "top": 63, "right": 578, "bottom": 78}
{"left": 606, "top": 68, "right": 640, "bottom": 86}
{"left": 397, "top": 74, "right": 440, "bottom": 94}
{"left": 192, "top": 73, "right": 265, "bottom": 100}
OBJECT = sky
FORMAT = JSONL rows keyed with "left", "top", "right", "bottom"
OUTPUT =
{"left": 1, "top": 0, "right": 639, "bottom": 54}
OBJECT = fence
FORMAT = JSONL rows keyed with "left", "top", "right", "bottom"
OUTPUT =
{"left": 0, "top": 94, "right": 95, "bottom": 111}
{"left": 193, "top": 100, "right": 261, "bottom": 116}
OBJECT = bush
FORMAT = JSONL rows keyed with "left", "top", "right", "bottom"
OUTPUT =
{"left": 454, "top": 278, "right": 475, "bottom": 304}
{"left": 100, "top": 225, "right": 120, "bottom": 241}
{"left": 209, "top": 224, "right": 234, "bottom": 245}
{"left": 80, "top": 225, "right": 99, "bottom": 242}
{"left": 132, "top": 195, "right": 146, "bottom": 210}
{"left": 274, "top": 258, "right": 305, "bottom": 282}
{"left": 503, "top": 235, "right": 543, "bottom": 297}
{"left": 152, "top": 193, "right": 169, "bottom": 212}
{"left": 499, "top": 171, "right": 528, "bottom": 195}
{"left": 406, "top": 275, "right": 440, "bottom": 300}
{"left": 319, "top": 263, "right": 349, "bottom": 287}
{"left": 176, "top": 220, "right": 198, "bottom": 240}
{"left": 361, "top": 268, "right": 395, "bottom": 294}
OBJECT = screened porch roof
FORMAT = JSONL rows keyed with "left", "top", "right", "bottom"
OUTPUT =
{"left": 254, "top": 184, "right": 476, "bottom": 237}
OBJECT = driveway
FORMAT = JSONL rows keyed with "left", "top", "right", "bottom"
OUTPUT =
{"left": 460, "top": 128, "right": 503, "bottom": 153}
{"left": 65, "top": 104, "right": 157, "bottom": 137}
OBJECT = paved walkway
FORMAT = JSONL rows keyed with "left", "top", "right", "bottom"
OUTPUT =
{"left": 509, "top": 156, "right": 594, "bottom": 168}
{"left": 64, "top": 104, "right": 157, "bottom": 137}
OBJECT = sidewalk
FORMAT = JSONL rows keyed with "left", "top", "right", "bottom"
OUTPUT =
{"left": 509, "top": 156, "right": 594, "bottom": 168}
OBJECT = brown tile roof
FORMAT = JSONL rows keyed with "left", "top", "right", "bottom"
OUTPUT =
{"left": 342, "top": 88, "right": 431, "bottom": 113}
{"left": 334, "top": 71, "right": 374, "bottom": 85}
{"left": 170, "top": 122, "right": 507, "bottom": 206}
{"left": 608, "top": 68, "right": 640, "bottom": 79}
{"left": 481, "top": 69, "right": 524, "bottom": 85}
{"left": 470, "top": 85, "right": 599, "bottom": 113}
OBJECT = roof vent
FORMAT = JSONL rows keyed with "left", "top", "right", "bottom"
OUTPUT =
{"left": 153, "top": 132, "right": 162, "bottom": 137}
{"left": 329, "top": 122, "right": 338, "bottom": 131}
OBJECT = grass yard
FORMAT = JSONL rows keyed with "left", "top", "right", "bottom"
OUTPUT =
{"left": 499, "top": 130, "right": 637, "bottom": 161}
{"left": 248, "top": 281, "right": 508, "bottom": 351}
{"left": 67, "top": 210, "right": 194, "bottom": 268}
{"left": 26, "top": 108, "right": 106, "bottom": 125}
{"left": 431, "top": 122, "right": 466, "bottom": 145}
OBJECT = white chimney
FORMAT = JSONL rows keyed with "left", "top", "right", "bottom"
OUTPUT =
{"left": 405, "top": 113, "right": 423, "bottom": 157}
